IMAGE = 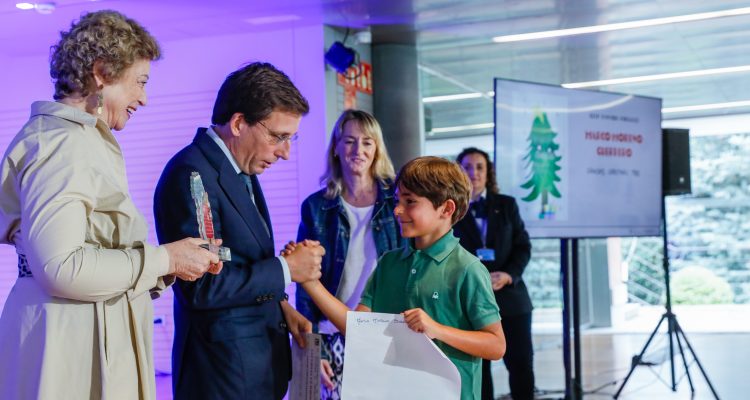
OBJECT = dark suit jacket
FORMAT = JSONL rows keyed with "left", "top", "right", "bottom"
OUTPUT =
{"left": 453, "top": 193, "right": 533, "bottom": 317}
{"left": 154, "top": 129, "right": 290, "bottom": 400}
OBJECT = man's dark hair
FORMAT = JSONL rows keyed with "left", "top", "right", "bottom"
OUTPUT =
{"left": 211, "top": 62, "right": 309, "bottom": 125}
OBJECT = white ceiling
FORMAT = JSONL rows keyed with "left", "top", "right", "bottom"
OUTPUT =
{"left": 416, "top": 0, "right": 750, "bottom": 137}
{"left": 2, "top": 0, "right": 749, "bottom": 138}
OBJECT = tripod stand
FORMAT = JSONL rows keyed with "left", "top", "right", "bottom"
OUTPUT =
{"left": 613, "top": 197, "right": 720, "bottom": 399}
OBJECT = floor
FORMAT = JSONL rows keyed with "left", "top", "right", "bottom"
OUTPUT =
{"left": 490, "top": 332, "right": 747, "bottom": 400}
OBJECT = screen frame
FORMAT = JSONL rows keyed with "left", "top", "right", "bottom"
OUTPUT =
{"left": 493, "top": 77, "right": 664, "bottom": 239}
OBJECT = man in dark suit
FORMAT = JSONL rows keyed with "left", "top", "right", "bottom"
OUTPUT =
{"left": 154, "top": 62, "right": 324, "bottom": 400}
{"left": 453, "top": 147, "right": 535, "bottom": 400}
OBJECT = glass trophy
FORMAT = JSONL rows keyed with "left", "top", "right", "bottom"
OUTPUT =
{"left": 190, "top": 172, "right": 231, "bottom": 261}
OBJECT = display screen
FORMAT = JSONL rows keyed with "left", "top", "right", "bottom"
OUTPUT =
{"left": 494, "top": 78, "right": 663, "bottom": 238}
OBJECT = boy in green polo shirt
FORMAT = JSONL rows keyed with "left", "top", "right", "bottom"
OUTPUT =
{"left": 297, "top": 156, "right": 506, "bottom": 399}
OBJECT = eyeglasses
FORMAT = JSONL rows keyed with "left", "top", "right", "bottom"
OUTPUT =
{"left": 257, "top": 120, "right": 298, "bottom": 145}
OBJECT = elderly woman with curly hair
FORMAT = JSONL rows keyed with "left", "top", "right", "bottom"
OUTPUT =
{"left": 295, "top": 109, "right": 407, "bottom": 399}
{"left": 0, "top": 10, "right": 220, "bottom": 399}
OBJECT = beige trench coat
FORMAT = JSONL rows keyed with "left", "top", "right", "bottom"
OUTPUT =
{"left": 0, "top": 101, "right": 171, "bottom": 399}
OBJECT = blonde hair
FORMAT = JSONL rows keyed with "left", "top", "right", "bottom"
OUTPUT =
{"left": 321, "top": 110, "right": 395, "bottom": 199}
{"left": 50, "top": 10, "right": 162, "bottom": 100}
{"left": 395, "top": 156, "right": 472, "bottom": 225}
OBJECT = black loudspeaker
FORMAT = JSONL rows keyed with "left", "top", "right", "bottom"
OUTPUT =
{"left": 662, "top": 128, "right": 692, "bottom": 195}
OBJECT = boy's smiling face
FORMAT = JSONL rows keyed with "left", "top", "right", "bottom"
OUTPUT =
{"left": 394, "top": 184, "right": 455, "bottom": 249}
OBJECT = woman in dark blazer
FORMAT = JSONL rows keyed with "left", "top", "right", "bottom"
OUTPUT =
{"left": 453, "top": 147, "right": 535, "bottom": 400}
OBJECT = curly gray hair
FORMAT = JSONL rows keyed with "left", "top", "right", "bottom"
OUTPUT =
{"left": 50, "top": 10, "right": 161, "bottom": 100}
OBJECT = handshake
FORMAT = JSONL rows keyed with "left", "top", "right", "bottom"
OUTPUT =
{"left": 281, "top": 239, "right": 325, "bottom": 283}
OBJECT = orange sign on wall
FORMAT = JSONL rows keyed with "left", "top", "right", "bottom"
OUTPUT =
{"left": 337, "top": 61, "right": 373, "bottom": 109}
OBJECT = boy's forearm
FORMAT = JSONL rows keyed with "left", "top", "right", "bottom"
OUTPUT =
{"left": 300, "top": 280, "right": 351, "bottom": 334}
{"left": 434, "top": 322, "right": 506, "bottom": 360}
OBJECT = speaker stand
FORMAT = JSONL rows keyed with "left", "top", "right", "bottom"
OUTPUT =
{"left": 613, "top": 197, "right": 719, "bottom": 399}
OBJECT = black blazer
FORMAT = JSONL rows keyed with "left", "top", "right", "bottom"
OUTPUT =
{"left": 154, "top": 129, "right": 290, "bottom": 400}
{"left": 453, "top": 193, "right": 533, "bottom": 317}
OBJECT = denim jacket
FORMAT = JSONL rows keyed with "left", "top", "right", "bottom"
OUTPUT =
{"left": 296, "top": 180, "right": 406, "bottom": 325}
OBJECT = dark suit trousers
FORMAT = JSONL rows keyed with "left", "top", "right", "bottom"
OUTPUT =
{"left": 482, "top": 312, "right": 535, "bottom": 400}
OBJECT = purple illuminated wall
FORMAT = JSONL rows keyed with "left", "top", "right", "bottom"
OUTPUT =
{"left": 0, "top": 25, "right": 328, "bottom": 374}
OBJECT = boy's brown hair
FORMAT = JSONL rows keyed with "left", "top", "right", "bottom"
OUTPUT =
{"left": 395, "top": 156, "right": 471, "bottom": 225}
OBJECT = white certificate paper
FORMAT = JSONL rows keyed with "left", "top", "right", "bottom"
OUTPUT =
{"left": 341, "top": 312, "right": 461, "bottom": 400}
{"left": 289, "top": 332, "right": 322, "bottom": 400}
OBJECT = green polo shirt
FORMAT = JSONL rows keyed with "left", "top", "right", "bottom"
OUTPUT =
{"left": 359, "top": 229, "right": 501, "bottom": 400}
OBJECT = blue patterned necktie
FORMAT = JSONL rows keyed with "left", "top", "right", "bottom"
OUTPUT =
{"left": 239, "top": 173, "right": 270, "bottom": 237}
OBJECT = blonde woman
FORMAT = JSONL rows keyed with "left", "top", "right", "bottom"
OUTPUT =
{"left": 296, "top": 109, "right": 406, "bottom": 399}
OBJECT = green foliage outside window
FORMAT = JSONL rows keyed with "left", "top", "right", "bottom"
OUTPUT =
{"left": 671, "top": 266, "right": 733, "bottom": 305}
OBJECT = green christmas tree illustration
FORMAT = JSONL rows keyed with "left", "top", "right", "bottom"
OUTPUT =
{"left": 520, "top": 111, "right": 562, "bottom": 219}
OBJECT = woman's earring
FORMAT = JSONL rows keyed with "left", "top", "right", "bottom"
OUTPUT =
{"left": 96, "top": 92, "right": 103, "bottom": 115}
